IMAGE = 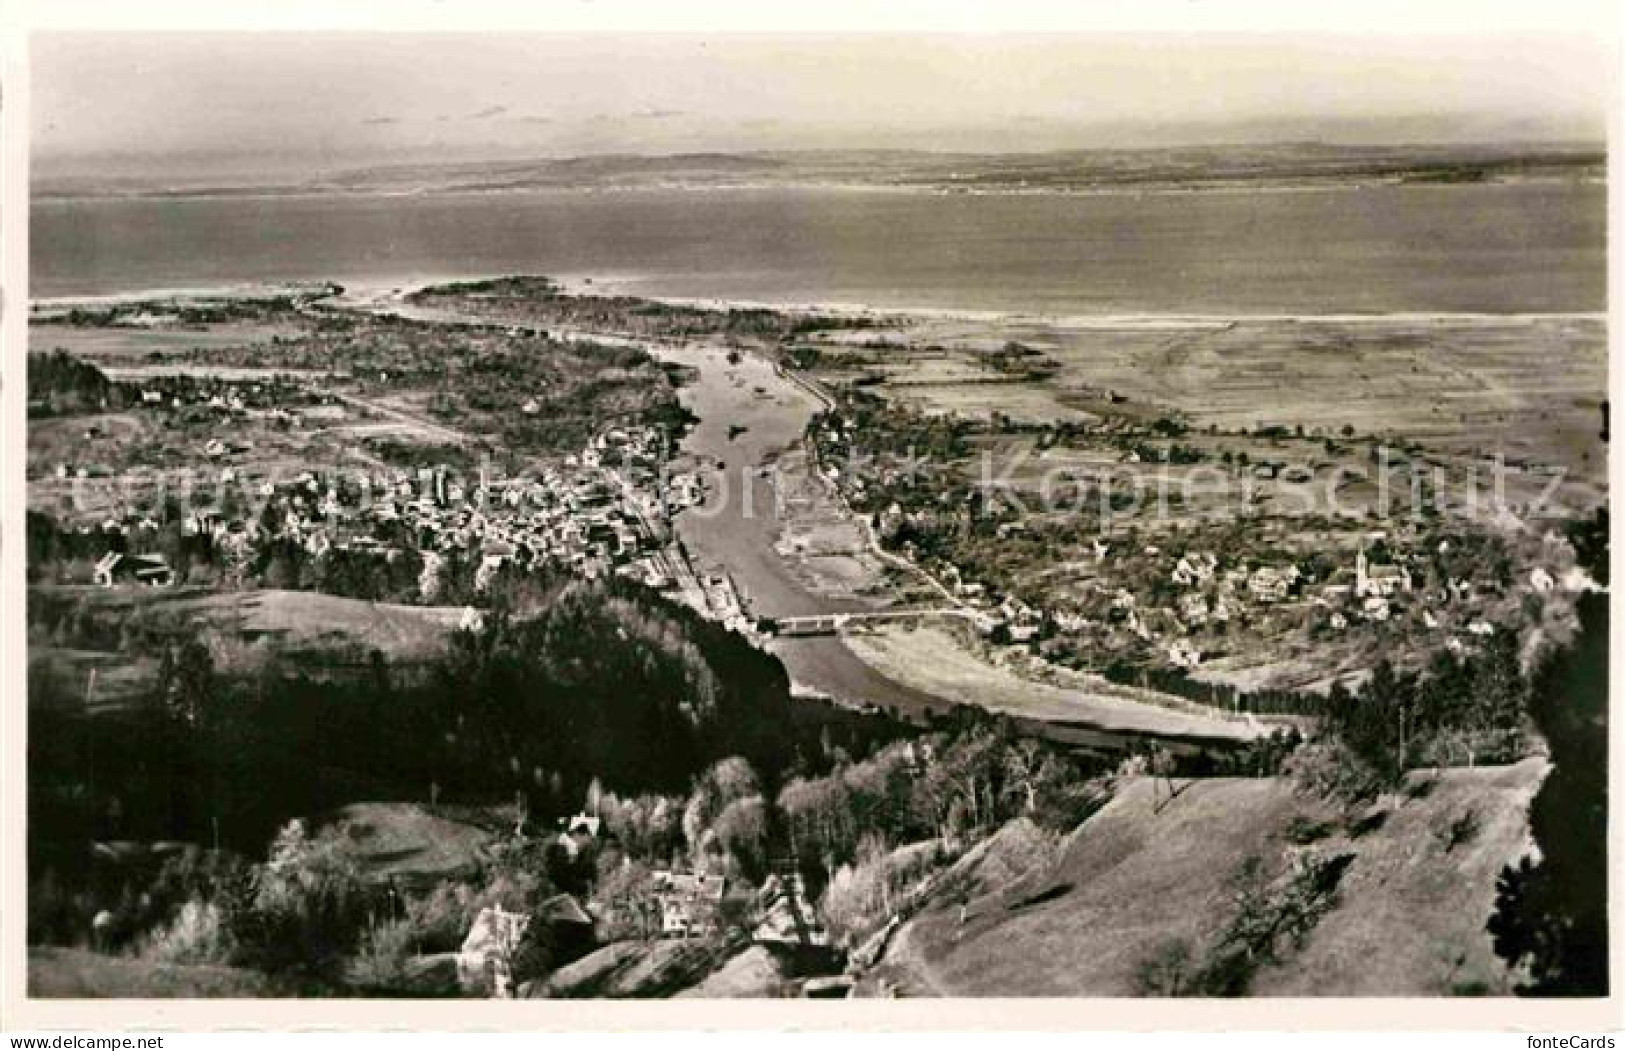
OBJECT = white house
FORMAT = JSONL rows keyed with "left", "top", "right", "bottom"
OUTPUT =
{"left": 457, "top": 905, "right": 530, "bottom": 998}
{"left": 1168, "top": 639, "right": 1202, "bottom": 669}
{"left": 93, "top": 551, "right": 123, "bottom": 588}
{"left": 1248, "top": 564, "right": 1300, "bottom": 603}
{"left": 1355, "top": 547, "right": 1411, "bottom": 599}
{"left": 1172, "top": 552, "right": 1217, "bottom": 587}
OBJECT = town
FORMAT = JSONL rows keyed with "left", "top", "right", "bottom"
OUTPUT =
{"left": 25, "top": 293, "right": 773, "bottom": 631}
{"left": 23, "top": 272, "right": 1609, "bottom": 1003}
{"left": 797, "top": 366, "right": 1599, "bottom": 716}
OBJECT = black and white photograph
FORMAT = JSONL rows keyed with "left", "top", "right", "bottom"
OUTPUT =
{"left": 2, "top": 1, "right": 1618, "bottom": 1030}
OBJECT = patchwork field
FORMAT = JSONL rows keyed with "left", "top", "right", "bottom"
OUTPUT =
{"left": 886, "top": 381, "right": 1097, "bottom": 425}
{"left": 811, "top": 313, "right": 1607, "bottom": 486}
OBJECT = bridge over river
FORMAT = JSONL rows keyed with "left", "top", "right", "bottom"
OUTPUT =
{"left": 772, "top": 608, "right": 992, "bottom": 637}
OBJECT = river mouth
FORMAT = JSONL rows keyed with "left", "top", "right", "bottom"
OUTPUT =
{"left": 648, "top": 338, "right": 1262, "bottom": 754}
{"left": 656, "top": 344, "right": 852, "bottom": 620}
{"left": 648, "top": 341, "right": 961, "bottom": 716}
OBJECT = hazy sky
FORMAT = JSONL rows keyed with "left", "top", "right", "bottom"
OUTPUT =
{"left": 32, "top": 33, "right": 1610, "bottom": 176}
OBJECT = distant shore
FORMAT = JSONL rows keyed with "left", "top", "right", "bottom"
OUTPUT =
{"left": 31, "top": 169, "right": 1605, "bottom": 205}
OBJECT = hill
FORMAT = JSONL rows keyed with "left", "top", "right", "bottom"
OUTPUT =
{"left": 871, "top": 758, "right": 1546, "bottom": 996}
{"left": 315, "top": 802, "right": 497, "bottom": 887}
{"left": 38, "top": 142, "right": 1605, "bottom": 200}
{"left": 29, "top": 586, "right": 471, "bottom": 710}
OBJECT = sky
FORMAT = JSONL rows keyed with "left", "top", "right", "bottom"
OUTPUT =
{"left": 30, "top": 33, "right": 1612, "bottom": 178}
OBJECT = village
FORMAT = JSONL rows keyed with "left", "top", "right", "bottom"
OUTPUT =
{"left": 449, "top": 811, "right": 835, "bottom": 999}
{"left": 16, "top": 20, "right": 1615, "bottom": 1010}
{"left": 26, "top": 361, "right": 763, "bottom": 628}
{"left": 802, "top": 387, "right": 1595, "bottom": 699}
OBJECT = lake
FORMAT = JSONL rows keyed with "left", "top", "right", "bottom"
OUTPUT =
{"left": 32, "top": 183, "right": 1605, "bottom": 314}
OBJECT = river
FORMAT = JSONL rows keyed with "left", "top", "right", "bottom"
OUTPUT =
{"left": 637, "top": 335, "right": 1258, "bottom": 750}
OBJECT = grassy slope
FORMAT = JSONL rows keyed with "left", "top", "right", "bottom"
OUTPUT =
{"left": 34, "top": 585, "right": 465, "bottom": 643}
{"left": 30, "top": 586, "right": 468, "bottom": 709}
{"left": 105, "top": 586, "right": 463, "bottom": 653}
{"left": 876, "top": 758, "right": 1545, "bottom": 996}
{"left": 675, "top": 946, "right": 792, "bottom": 998}
{"left": 28, "top": 947, "right": 279, "bottom": 998}
{"left": 524, "top": 939, "right": 731, "bottom": 998}
{"left": 1250, "top": 760, "right": 1546, "bottom": 996}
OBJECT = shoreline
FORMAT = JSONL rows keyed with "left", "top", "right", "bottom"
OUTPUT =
{"left": 29, "top": 281, "right": 341, "bottom": 311}
{"left": 32, "top": 274, "right": 1607, "bottom": 329}
{"left": 550, "top": 273, "right": 1606, "bottom": 327}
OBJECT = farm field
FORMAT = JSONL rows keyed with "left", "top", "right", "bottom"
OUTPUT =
{"left": 811, "top": 313, "right": 1607, "bottom": 486}
{"left": 886, "top": 381, "right": 1097, "bottom": 426}
{"left": 29, "top": 320, "right": 306, "bottom": 361}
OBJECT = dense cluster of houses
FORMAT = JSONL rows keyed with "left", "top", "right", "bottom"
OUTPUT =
{"left": 289, "top": 424, "right": 704, "bottom": 595}
{"left": 47, "top": 364, "right": 774, "bottom": 633}
{"left": 808, "top": 397, "right": 1595, "bottom": 683}
{"left": 1084, "top": 530, "right": 1578, "bottom": 672}
{"left": 894, "top": 509, "right": 1553, "bottom": 678}
{"left": 84, "top": 420, "right": 710, "bottom": 601}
